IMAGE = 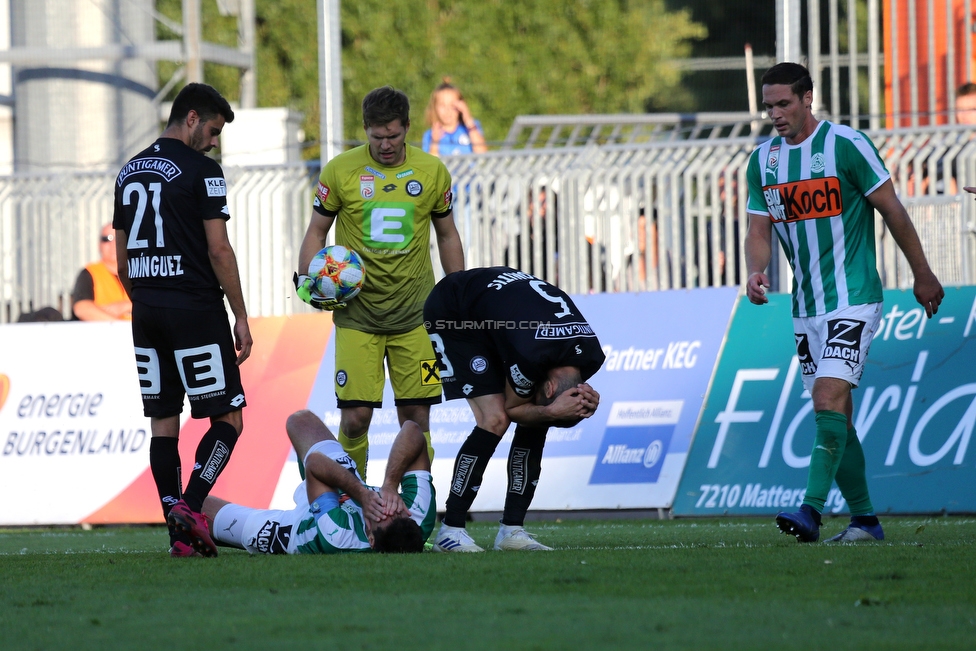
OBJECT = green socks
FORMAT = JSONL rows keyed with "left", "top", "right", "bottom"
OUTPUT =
{"left": 802, "top": 410, "right": 848, "bottom": 513}
{"left": 833, "top": 425, "right": 875, "bottom": 516}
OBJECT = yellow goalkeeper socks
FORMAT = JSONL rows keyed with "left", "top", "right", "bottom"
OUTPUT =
{"left": 338, "top": 430, "right": 369, "bottom": 481}
{"left": 423, "top": 430, "right": 435, "bottom": 465}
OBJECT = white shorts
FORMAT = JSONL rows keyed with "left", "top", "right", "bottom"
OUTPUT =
{"left": 792, "top": 302, "right": 882, "bottom": 392}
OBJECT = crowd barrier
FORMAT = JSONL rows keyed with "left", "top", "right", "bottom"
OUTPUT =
{"left": 0, "top": 288, "right": 737, "bottom": 524}
{"left": 2, "top": 286, "right": 973, "bottom": 524}
{"left": 3, "top": 125, "right": 975, "bottom": 324}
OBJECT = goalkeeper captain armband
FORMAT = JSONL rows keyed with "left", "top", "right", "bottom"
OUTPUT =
{"left": 293, "top": 272, "right": 347, "bottom": 311}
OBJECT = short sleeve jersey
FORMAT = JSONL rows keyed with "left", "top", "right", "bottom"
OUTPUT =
{"left": 422, "top": 121, "right": 482, "bottom": 156}
{"left": 746, "top": 120, "right": 889, "bottom": 318}
{"left": 287, "top": 472, "right": 434, "bottom": 554}
{"left": 443, "top": 267, "right": 606, "bottom": 397}
{"left": 313, "top": 144, "right": 453, "bottom": 333}
{"left": 112, "top": 138, "right": 230, "bottom": 310}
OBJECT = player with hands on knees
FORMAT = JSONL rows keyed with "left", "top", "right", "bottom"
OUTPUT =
{"left": 424, "top": 267, "right": 605, "bottom": 553}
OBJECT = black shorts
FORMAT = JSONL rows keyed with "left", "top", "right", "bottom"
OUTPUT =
{"left": 424, "top": 282, "right": 505, "bottom": 402}
{"left": 130, "top": 302, "right": 246, "bottom": 419}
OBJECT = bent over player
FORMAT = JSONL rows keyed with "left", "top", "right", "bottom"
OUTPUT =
{"left": 745, "top": 63, "right": 944, "bottom": 543}
{"left": 295, "top": 85, "right": 464, "bottom": 481}
{"left": 203, "top": 410, "right": 436, "bottom": 554}
{"left": 114, "top": 83, "right": 252, "bottom": 557}
{"left": 425, "top": 267, "right": 605, "bottom": 552}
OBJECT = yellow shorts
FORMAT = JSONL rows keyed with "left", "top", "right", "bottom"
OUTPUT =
{"left": 334, "top": 324, "right": 442, "bottom": 408}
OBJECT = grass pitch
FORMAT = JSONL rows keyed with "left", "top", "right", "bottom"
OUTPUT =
{"left": 1, "top": 516, "right": 974, "bottom": 651}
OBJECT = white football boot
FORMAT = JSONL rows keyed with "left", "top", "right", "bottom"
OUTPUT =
{"left": 432, "top": 523, "right": 484, "bottom": 552}
{"left": 493, "top": 524, "right": 553, "bottom": 551}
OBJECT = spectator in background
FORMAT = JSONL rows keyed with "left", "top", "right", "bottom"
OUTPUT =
{"left": 71, "top": 223, "right": 132, "bottom": 321}
{"left": 955, "top": 83, "right": 976, "bottom": 125}
{"left": 16, "top": 306, "right": 64, "bottom": 322}
{"left": 422, "top": 79, "right": 488, "bottom": 157}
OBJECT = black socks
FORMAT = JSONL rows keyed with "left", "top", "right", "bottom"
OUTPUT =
{"left": 443, "top": 427, "right": 500, "bottom": 528}
{"left": 502, "top": 425, "right": 548, "bottom": 526}
{"left": 182, "top": 421, "right": 239, "bottom": 513}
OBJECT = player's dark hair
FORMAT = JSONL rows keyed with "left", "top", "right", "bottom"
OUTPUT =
{"left": 362, "top": 86, "right": 410, "bottom": 129}
{"left": 371, "top": 516, "right": 424, "bottom": 553}
{"left": 533, "top": 367, "right": 584, "bottom": 428}
{"left": 535, "top": 368, "right": 582, "bottom": 407}
{"left": 958, "top": 82, "right": 976, "bottom": 97}
{"left": 761, "top": 62, "right": 814, "bottom": 99}
{"left": 167, "top": 83, "right": 235, "bottom": 127}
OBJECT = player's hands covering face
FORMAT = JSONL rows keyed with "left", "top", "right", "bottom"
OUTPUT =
{"left": 549, "top": 383, "right": 600, "bottom": 421}
{"left": 378, "top": 486, "right": 407, "bottom": 520}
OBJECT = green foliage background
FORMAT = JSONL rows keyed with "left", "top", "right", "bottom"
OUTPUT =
{"left": 155, "top": 0, "right": 705, "bottom": 156}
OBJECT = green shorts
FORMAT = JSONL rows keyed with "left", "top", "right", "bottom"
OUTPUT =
{"left": 334, "top": 324, "right": 442, "bottom": 408}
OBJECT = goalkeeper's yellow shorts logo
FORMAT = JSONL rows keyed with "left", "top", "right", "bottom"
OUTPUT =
{"left": 420, "top": 359, "right": 441, "bottom": 386}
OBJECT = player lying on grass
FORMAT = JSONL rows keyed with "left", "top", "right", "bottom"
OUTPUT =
{"left": 201, "top": 410, "right": 436, "bottom": 554}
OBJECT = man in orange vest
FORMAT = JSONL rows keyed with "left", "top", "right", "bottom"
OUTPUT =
{"left": 71, "top": 222, "right": 132, "bottom": 321}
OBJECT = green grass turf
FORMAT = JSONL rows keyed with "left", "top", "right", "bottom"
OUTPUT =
{"left": 1, "top": 517, "right": 975, "bottom": 650}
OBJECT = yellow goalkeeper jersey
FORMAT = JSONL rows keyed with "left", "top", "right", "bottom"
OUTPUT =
{"left": 312, "top": 144, "right": 454, "bottom": 333}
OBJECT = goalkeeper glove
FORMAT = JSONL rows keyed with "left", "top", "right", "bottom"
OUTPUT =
{"left": 293, "top": 272, "right": 347, "bottom": 311}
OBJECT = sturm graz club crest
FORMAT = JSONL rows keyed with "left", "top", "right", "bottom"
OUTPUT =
{"left": 406, "top": 180, "right": 423, "bottom": 196}
{"left": 470, "top": 356, "right": 488, "bottom": 374}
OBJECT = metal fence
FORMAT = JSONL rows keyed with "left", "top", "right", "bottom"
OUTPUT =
{"left": 447, "top": 125, "right": 976, "bottom": 296}
{"left": 3, "top": 125, "right": 975, "bottom": 324}
{"left": 0, "top": 165, "right": 316, "bottom": 323}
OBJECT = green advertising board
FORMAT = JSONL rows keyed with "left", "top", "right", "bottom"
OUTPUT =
{"left": 673, "top": 286, "right": 976, "bottom": 515}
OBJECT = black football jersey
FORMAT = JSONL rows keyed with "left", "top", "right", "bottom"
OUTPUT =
{"left": 442, "top": 267, "right": 605, "bottom": 397}
{"left": 112, "top": 138, "right": 230, "bottom": 309}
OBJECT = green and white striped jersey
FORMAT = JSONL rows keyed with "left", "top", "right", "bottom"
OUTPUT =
{"left": 289, "top": 472, "right": 437, "bottom": 554}
{"left": 746, "top": 120, "right": 889, "bottom": 317}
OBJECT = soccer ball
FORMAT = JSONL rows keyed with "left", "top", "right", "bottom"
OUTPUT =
{"left": 308, "top": 245, "right": 366, "bottom": 302}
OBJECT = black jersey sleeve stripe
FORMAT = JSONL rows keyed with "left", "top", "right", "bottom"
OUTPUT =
{"left": 313, "top": 203, "right": 339, "bottom": 218}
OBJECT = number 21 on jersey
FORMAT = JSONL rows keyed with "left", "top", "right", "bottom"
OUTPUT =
{"left": 122, "top": 181, "right": 165, "bottom": 249}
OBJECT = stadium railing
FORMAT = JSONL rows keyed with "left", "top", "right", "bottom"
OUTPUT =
{"left": 1, "top": 126, "right": 974, "bottom": 324}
